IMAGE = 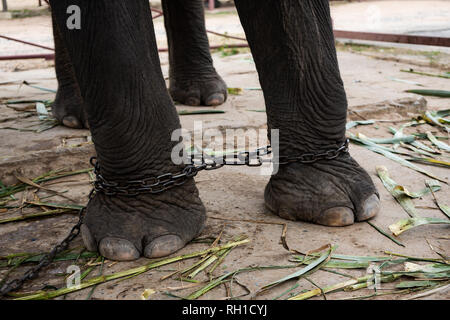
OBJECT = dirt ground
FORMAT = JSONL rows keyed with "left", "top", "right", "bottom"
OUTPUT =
{"left": 0, "top": 1, "right": 449, "bottom": 300}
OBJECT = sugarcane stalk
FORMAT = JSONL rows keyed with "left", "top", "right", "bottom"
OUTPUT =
{"left": 0, "top": 208, "right": 76, "bottom": 224}
{"left": 15, "top": 239, "right": 250, "bottom": 300}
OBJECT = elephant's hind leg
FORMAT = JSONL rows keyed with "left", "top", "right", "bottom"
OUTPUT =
{"left": 235, "top": 0, "right": 380, "bottom": 226}
{"left": 51, "top": 10, "right": 87, "bottom": 128}
{"left": 162, "top": 0, "right": 227, "bottom": 106}
{"left": 50, "top": 0, "right": 205, "bottom": 261}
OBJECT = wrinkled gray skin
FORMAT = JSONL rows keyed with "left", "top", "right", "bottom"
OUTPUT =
{"left": 49, "top": 0, "right": 380, "bottom": 261}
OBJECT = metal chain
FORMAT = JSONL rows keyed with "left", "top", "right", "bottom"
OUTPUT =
{"left": 0, "top": 197, "right": 89, "bottom": 298}
{"left": 278, "top": 139, "right": 349, "bottom": 164}
{"left": 92, "top": 139, "right": 349, "bottom": 197}
{"left": 0, "top": 139, "right": 348, "bottom": 297}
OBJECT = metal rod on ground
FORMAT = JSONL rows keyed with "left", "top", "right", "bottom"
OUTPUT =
{"left": 0, "top": 53, "right": 55, "bottom": 60}
{"left": 0, "top": 44, "right": 250, "bottom": 61}
{"left": 206, "top": 29, "right": 246, "bottom": 42}
{"left": 0, "top": 34, "right": 55, "bottom": 51}
{"left": 1, "top": 19, "right": 449, "bottom": 61}
{"left": 334, "top": 30, "right": 450, "bottom": 47}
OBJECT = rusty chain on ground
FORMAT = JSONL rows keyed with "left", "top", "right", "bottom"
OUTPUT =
{"left": 0, "top": 205, "right": 87, "bottom": 297}
{"left": 0, "top": 139, "right": 348, "bottom": 298}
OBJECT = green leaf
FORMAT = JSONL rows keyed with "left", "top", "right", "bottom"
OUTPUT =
{"left": 291, "top": 255, "right": 369, "bottom": 269}
{"left": 369, "top": 136, "right": 416, "bottom": 144}
{"left": 426, "top": 180, "right": 450, "bottom": 219}
{"left": 292, "top": 253, "right": 392, "bottom": 263}
{"left": 396, "top": 280, "right": 438, "bottom": 289}
{"left": 435, "top": 109, "right": 450, "bottom": 118}
{"left": 389, "top": 77, "right": 423, "bottom": 86}
{"left": 401, "top": 69, "right": 450, "bottom": 79}
{"left": 426, "top": 131, "right": 450, "bottom": 152}
{"left": 261, "top": 245, "right": 334, "bottom": 291}
{"left": 346, "top": 120, "right": 375, "bottom": 130}
{"left": 6, "top": 99, "right": 52, "bottom": 106}
{"left": 364, "top": 144, "right": 445, "bottom": 183}
{"left": 408, "top": 157, "right": 450, "bottom": 169}
{"left": 23, "top": 81, "right": 57, "bottom": 93}
{"left": 227, "top": 87, "right": 243, "bottom": 95}
{"left": 406, "top": 89, "right": 450, "bottom": 98}
{"left": 25, "top": 202, "right": 85, "bottom": 210}
{"left": 246, "top": 109, "right": 266, "bottom": 112}
{"left": 400, "top": 144, "right": 437, "bottom": 158}
{"left": 367, "top": 221, "right": 405, "bottom": 247}
{"left": 348, "top": 133, "right": 409, "bottom": 155}
{"left": 404, "top": 262, "right": 450, "bottom": 273}
{"left": 185, "top": 273, "right": 230, "bottom": 300}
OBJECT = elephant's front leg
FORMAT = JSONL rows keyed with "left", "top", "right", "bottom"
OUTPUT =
{"left": 50, "top": 0, "right": 205, "bottom": 261}
{"left": 235, "top": 0, "right": 380, "bottom": 226}
{"left": 162, "top": 0, "right": 227, "bottom": 106}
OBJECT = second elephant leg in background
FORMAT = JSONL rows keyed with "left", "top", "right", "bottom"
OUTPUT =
{"left": 162, "top": 0, "right": 228, "bottom": 106}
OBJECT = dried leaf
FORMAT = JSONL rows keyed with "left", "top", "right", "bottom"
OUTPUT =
{"left": 426, "top": 131, "right": 450, "bottom": 152}
{"left": 141, "top": 288, "right": 156, "bottom": 300}
{"left": 389, "top": 217, "right": 450, "bottom": 236}
{"left": 376, "top": 166, "right": 419, "bottom": 217}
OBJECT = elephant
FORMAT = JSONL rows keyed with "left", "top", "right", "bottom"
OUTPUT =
{"left": 49, "top": 0, "right": 380, "bottom": 261}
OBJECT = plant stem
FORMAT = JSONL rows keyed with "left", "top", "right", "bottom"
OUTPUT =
{"left": 14, "top": 239, "right": 250, "bottom": 300}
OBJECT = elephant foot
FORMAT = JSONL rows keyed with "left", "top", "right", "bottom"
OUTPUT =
{"left": 52, "top": 88, "right": 88, "bottom": 129}
{"left": 81, "top": 180, "right": 206, "bottom": 261}
{"left": 265, "top": 153, "right": 380, "bottom": 226}
{"left": 169, "top": 71, "right": 227, "bottom": 106}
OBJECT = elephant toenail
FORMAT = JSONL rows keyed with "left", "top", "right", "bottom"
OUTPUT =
{"left": 319, "top": 207, "right": 354, "bottom": 226}
{"left": 185, "top": 97, "right": 201, "bottom": 106}
{"left": 81, "top": 224, "right": 97, "bottom": 252}
{"left": 205, "top": 93, "right": 225, "bottom": 106}
{"left": 62, "top": 116, "right": 82, "bottom": 128}
{"left": 358, "top": 194, "right": 380, "bottom": 221}
{"left": 99, "top": 237, "right": 140, "bottom": 261}
{"left": 144, "top": 235, "right": 184, "bottom": 258}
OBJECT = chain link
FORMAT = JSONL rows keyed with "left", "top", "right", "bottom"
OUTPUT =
{"left": 278, "top": 139, "right": 349, "bottom": 164}
{"left": 0, "top": 139, "right": 348, "bottom": 297}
